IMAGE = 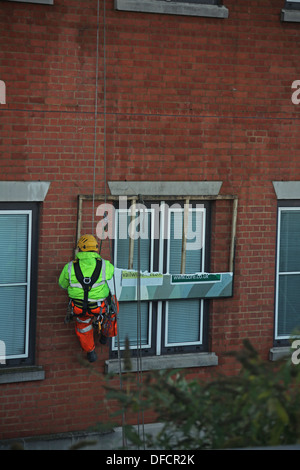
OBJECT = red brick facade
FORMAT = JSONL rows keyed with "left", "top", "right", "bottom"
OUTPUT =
{"left": 0, "top": 0, "right": 300, "bottom": 440}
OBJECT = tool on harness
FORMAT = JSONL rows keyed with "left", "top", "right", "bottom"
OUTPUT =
{"left": 101, "top": 294, "right": 119, "bottom": 338}
{"left": 90, "top": 293, "right": 119, "bottom": 338}
{"left": 64, "top": 299, "right": 74, "bottom": 324}
{"left": 72, "top": 258, "right": 103, "bottom": 316}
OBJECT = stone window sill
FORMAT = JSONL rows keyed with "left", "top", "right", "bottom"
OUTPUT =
{"left": 269, "top": 347, "right": 291, "bottom": 362}
{"left": 106, "top": 352, "right": 218, "bottom": 374}
{"left": 114, "top": 0, "right": 229, "bottom": 18}
{"left": 0, "top": 366, "right": 45, "bottom": 384}
{"left": 281, "top": 9, "right": 300, "bottom": 22}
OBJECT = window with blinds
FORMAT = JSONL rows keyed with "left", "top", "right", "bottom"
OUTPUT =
{"left": 275, "top": 207, "right": 300, "bottom": 340}
{"left": 113, "top": 208, "right": 154, "bottom": 351}
{"left": 165, "top": 208, "right": 205, "bottom": 348}
{"left": 0, "top": 203, "right": 39, "bottom": 366}
{"left": 0, "top": 211, "right": 31, "bottom": 360}
{"left": 111, "top": 200, "right": 210, "bottom": 357}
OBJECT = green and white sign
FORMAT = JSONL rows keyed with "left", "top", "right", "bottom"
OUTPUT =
{"left": 171, "top": 273, "right": 221, "bottom": 284}
{"left": 122, "top": 270, "right": 163, "bottom": 286}
{"left": 109, "top": 269, "right": 233, "bottom": 302}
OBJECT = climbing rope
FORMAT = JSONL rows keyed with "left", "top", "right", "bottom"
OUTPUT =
{"left": 101, "top": 0, "right": 128, "bottom": 449}
{"left": 91, "top": 0, "right": 145, "bottom": 449}
{"left": 92, "top": 0, "right": 100, "bottom": 233}
{"left": 136, "top": 197, "right": 146, "bottom": 449}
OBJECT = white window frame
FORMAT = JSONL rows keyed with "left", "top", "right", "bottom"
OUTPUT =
{"left": 114, "top": 207, "right": 155, "bottom": 273}
{"left": 164, "top": 206, "right": 206, "bottom": 348}
{"left": 111, "top": 202, "right": 208, "bottom": 355}
{"left": 275, "top": 207, "right": 300, "bottom": 340}
{"left": 164, "top": 301, "right": 204, "bottom": 348}
{"left": 112, "top": 207, "right": 155, "bottom": 352}
{"left": 166, "top": 206, "right": 206, "bottom": 275}
{"left": 0, "top": 210, "right": 32, "bottom": 359}
{"left": 111, "top": 303, "right": 153, "bottom": 352}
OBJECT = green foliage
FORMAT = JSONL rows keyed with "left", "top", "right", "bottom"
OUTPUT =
{"left": 106, "top": 340, "right": 300, "bottom": 449}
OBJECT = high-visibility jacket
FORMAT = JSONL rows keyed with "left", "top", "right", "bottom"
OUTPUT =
{"left": 58, "top": 251, "right": 114, "bottom": 301}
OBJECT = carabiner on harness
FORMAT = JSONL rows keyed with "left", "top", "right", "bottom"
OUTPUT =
{"left": 93, "top": 313, "right": 104, "bottom": 333}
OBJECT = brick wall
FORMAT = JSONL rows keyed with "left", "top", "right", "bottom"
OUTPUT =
{"left": 0, "top": 0, "right": 300, "bottom": 439}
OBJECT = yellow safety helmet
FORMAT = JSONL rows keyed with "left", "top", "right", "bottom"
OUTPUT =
{"left": 77, "top": 234, "right": 99, "bottom": 252}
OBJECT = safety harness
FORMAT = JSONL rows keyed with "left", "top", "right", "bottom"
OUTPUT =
{"left": 64, "top": 258, "right": 118, "bottom": 338}
{"left": 72, "top": 258, "right": 103, "bottom": 316}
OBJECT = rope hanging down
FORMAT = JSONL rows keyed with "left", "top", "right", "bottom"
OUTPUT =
{"left": 136, "top": 195, "right": 146, "bottom": 449}
{"left": 101, "top": 0, "right": 127, "bottom": 447}
{"left": 91, "top": 0, "right": 145, "bottom": 449}
{"left": 92, "top": 0, "right": 100, "bottom": 233}
{"left": 92, "top": 0, "right": 108, "bottom": 229}
{"left": 91, "top": 0, "right": 127, "bottom": 447}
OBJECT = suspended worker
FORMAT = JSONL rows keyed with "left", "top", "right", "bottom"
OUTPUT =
{"left": 58, "top": 234, "right": 115, "bottom": 363}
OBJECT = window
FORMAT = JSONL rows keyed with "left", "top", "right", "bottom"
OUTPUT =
{"left": 111, "top": 199, "right": 210, "bottom": 358}
{"left": 114, "top": 0, "right": 229, "bottom": 19}
{"left": 0, "top": 81, "right": 6, "bottom": 105}
{"left": 284, "top": 0, "right": 300, "bottom": 9}
{"left": 275, "top": 203, "right": 300, "bottom": 343}
{"left": 281, "top": 1, "right": 300, "bottom": 22}
{"left": 0, "top": 203, "right": 39, "bottom": 367}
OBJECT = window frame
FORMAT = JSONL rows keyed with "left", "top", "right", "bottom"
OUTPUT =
{"left": 284, "top": 1, "right": 300, "bottom": 10}
{"left": 0, "top": 202, "right": 39, "bottom": 368}
{"left": 112, "top": 205, "right": 157, "bottom": 355}
{"left": 110, "top": 198, "right": 211, "bottom": 359}
{"left": 274, "top": 200, "right": 300, "bottom": 345}
{"left": 281, "top": 1, "right": 300, "bottom": 21}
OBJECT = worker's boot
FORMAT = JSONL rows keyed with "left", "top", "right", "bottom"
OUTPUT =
{"left": 87, "top": 349, "right": 97, "bottom": 363}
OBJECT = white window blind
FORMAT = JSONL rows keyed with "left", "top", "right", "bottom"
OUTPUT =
{"left": 166, "top": 208, "right": 205, "bottom": 346}
{"left": 166, "top": 299, "right": 202, "bottom": 345}
{"left": 275, "top": 208, "right": 300, "bottom": 339}
{"left": 113, "top": 209, "right": 153, "bottom": 350}
{"left": 0, "top": 211, "right": 31, "bottom": 358}
{"left": 167, "top": 208, "right": 205, "bottom": 274}
{"left": 116, "top": 302, "right": 152, "bottom": 349}
{"left": 115, "top": 209, "right": 153, "bottom": 272}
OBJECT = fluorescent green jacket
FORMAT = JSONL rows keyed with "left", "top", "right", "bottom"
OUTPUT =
{"left": 58, "top": 251, "right": 114, "bottom": 301}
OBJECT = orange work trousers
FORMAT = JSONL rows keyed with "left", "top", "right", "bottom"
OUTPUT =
{"left": 72, "top": 299, "right": 107, "bottom": 353}
{"left": 75, "top": 314, "right": 96, "bottom": 353}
